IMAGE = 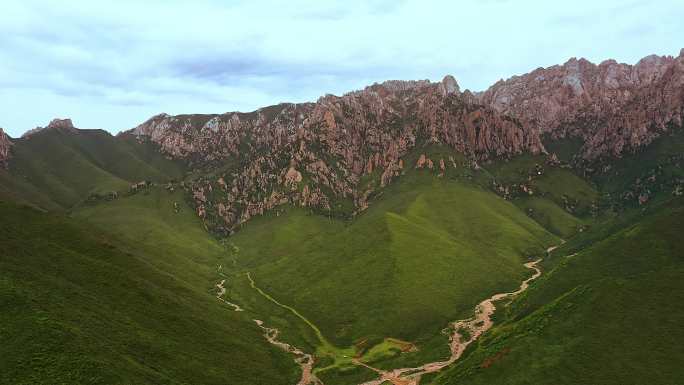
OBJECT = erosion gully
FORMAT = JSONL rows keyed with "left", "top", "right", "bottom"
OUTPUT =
{"left": 215, "top": 246, "right": 557, "bottom": 385}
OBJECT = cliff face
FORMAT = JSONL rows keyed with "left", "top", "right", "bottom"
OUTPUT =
{"left": 480, "top": 50, "right": 684, "bottom": 159}
{"left": 132, "top": 77, "right": 542, "bottom": 164}
{"left": 129, "top": 51, "right": 684, "bottom": 233}
{"left": 131, "top": 76, "right": 545, "bottom": 233}
{"left": 0, "top": 128, "right": 12, "bottom": 168}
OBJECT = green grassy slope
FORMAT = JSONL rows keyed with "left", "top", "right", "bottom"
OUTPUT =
{"left": 5, "top": 129, "right": 184, "bottom": 210}
{"left": 473, "top": 154, "right": 597, "bottom": 238}
{"left": 514, "top": 196, "right": 584, "bottom": 238}
{"left": 3, "top": 126, "right": 680, "bottom": 385}
{"left": 591, "top": 129, "right": 684, "bottom": 195}
{"left": 1, "top": 195, "right": 298, "bottom": 385}
{"left": 432, "top": 197, "right": 684, "bottom": 385}
{"left": 0, "top": 168, "right": 63, "bottom": 211}
{"left": 224, "top": 171, "right": 557, "bottom": 380}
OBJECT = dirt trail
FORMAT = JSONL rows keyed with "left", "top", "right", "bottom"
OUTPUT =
{"left": 215, "top": 277, "right": 321, "bottom": 385}
{"left": 254, "top": 319, "right": 323, "bottom": 385}
{"left": 356, "top": 258, "right": 545, "bottom": 385}
{"left": 246, "top": 272, "right": 331, "bottom": 348}
{"left": 215, "top": 279, "right": 244, "bottom": 312}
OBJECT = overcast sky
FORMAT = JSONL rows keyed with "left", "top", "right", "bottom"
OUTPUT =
{"left": 1, "top": 0, "right": 682, "bottom": 137}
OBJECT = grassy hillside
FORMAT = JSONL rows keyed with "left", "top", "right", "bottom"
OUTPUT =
{"left": 5, "top": 129, "right": 184, "bottom": 210}
{"left": 3, "top": 127, "right": 681, "bottom": 385}
{"left": 222, "top": 171, "right": 557, "bottom": 382}
{"left": 432, "top": 197, "right": 684, "bottom": 385}
{"left": 469, "top": 154, "right": 597, "bottom": 238}
{"left": 0, "top": 195, "right": 299, "bottom": 385}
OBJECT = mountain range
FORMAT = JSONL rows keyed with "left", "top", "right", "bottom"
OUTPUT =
{"left": 1, "top": 51, "right": 683, "bottom": 385}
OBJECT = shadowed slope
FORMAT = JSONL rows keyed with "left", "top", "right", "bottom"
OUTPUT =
{"left": 1, "top": 196, "right": 298, "bottom": 385}
{"left": 3, "top": 128, "right": 184, "bottom": 210}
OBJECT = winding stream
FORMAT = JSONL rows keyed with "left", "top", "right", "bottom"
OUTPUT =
{"left": 216, "top": 246, "right": 554, "bottom": 385}
{"left": 253, "top": 319, "right": 323, "bottom": 385}
{"left": 215, "top": 275, "right": 322, "bottom": 385}
{"left": 355, "top": 258, "right": 544, "bottom": 385}
{"left": 215, "top": 279, "right": 244, "bottom": 312}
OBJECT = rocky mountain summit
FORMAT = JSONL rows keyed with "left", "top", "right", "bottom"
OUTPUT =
{"left": 22, "top": 118, "right": 78, "bottom": 138}
{"left": 480, "top": 49, "right": 684, "bottom": 159}
{"left": 4, "top": 52, "right": 679, "bottom": 234}
{"left": 125, "top": 51, "right": 684, "bottom": 234}
{"left": 0, "top": 128, "right": 11, "bottom": 168}
{"left": 130, "top": 75, "right": 547, "bottom": 233}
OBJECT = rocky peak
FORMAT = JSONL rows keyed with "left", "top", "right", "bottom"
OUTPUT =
{"left": 479, "top": 51, "right": 683, "bottom": 159}
{"left": 439, "top": 75, "right": 460, "bottom": 96}
{"left": 374, "top": 79, "right": 432, "bottom": 92}
{"left": 129, "top": 70, "right": 548, "bottom": 234}
{"left": 0, "top": 128, "right": 12, "bottom": 168}
{"left": 47, "top": 118, "right": 75, "bottom": 130}
{"left": 127, "top": 50, "right": 683, "bottom": 234}
{"left": 22, "top": 118, "right": 78, "bottom": 138}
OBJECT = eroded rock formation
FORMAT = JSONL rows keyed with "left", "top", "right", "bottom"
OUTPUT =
{"left": 127, "top": 51, "right": 684, "bottom": 233}
{"left": 480, "top": 50, "right": 684, "bottom": 159}
{"left": 130, "top": 75, "right": 546, "bottom": 233}
{"left": 0, "top": 128, "right": 12, "bottom": 168}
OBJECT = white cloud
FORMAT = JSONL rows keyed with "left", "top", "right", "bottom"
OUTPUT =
{"left": 0, "top": 0, "right": 681, "bottom": 136}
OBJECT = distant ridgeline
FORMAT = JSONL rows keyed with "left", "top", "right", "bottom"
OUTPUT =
{"left": 1, "top": 51, "right": 683, "bottom": 236}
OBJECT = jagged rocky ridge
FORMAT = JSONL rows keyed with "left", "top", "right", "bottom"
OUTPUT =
{"left": 130, "top": 75, "right": 547, "bottom": 234}
{"left": 126, "top": 51, "right": 684, "bottom": 234}
{"left": 481, "top": 49, "right": 684, "bottom": 159}
{"left": 0, "top": 128, "right": 11, "bottom": 168}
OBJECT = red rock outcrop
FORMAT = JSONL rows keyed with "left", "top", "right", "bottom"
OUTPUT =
{"left": 0, "top": 128, "right": 12, "bottom": 168}
{"left": 129, "top": 51, "right": 684, "bottom": 233}
{"left": 480, "top": 50, "right": 684, "bottom": 159}
{"left": 130, "top": 75, "right": 545, "bottom": 233}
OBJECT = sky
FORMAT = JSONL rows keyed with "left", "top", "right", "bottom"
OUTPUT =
{"left": 1, "top": 0, "right": 682, "bottom": 137}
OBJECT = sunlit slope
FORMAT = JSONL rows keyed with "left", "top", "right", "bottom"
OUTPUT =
{"left": 433, "top": 197, "right": 684, "bottom": 385}
{"left": 4, "top": 129, "right": 184, "bottom": 210}
{"left": 1, "top": 196, "right": 298, "bottom": 385}
{"left": 229, "top": 172, "right": 558, "bottom": 350}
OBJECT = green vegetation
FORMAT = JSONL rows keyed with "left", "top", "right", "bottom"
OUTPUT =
{"left": 227, "top": 170, "right": 557, "bottom": 380}
{"left": 5, "top": 129, "right": 184, "bottom": 210}
{"left": 2, "top": 127, "right": 683, "bottom": 385}
{"left": 471, "top": 154, "right": 598, "bottom": 238}
{"left": 543, "top": 136, "right": 584, "bottom": 163}
{"left": 432, "top": 197, "right": 684, "bottom": 385}
{"left": 0, "top": 197, "right": 298, "bottom": 384}
{"left": 515, "top": 197, "right": 585, "bottom": 238}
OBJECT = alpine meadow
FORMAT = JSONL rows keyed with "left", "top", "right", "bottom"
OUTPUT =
{"left": 1, "top": 2, "right": 683, "bottom": 384}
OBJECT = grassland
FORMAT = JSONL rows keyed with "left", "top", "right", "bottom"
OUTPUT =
{"left": 515, "top": 197, "right": 585, "bottom": 238}
{"left": 223, "top": 169, "right": 557, "bottom": 382}
{"left": 464, "top": 153, "right": 599, "bottom": 240}
{"left": 590, "top": 128, "right": 684, "bottom": 195}
{"left": 431, "top": 196, "right": 684, "bottom": 385}
{"left": 2, "top": 127, "right": 682, "bottom": 385}
{"left": 4, "top": 129, "right": 184, "bottom": 210}
{"left": 0, "top": 191, "right": 299, "bottom": 384}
